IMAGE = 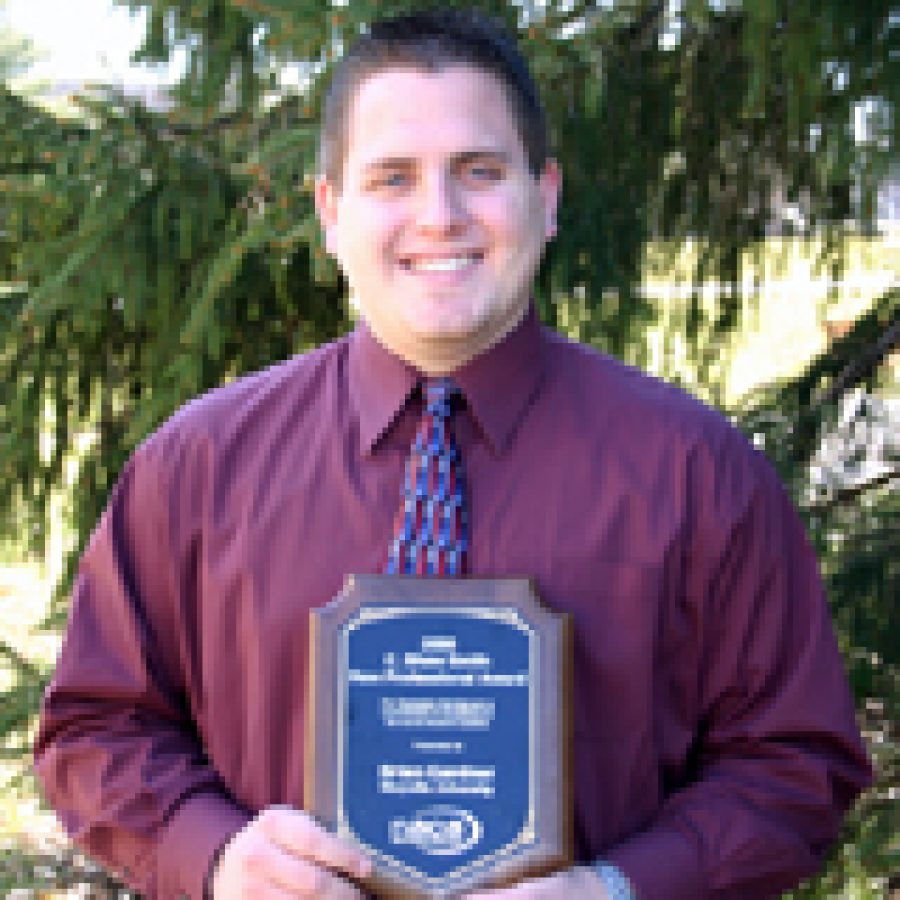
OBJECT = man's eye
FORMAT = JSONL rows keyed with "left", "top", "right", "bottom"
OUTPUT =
{"left": 467, "top": 165, "right": 502, "bottom": 181}
{"left": 373, "top": 172, "right": 408, "bottom": 188}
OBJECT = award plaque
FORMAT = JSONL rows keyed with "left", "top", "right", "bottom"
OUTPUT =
{"left": 306, "top": 575, "right": 572, "bottom": 898}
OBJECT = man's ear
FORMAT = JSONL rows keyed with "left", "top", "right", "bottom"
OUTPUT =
{"left": 540, "top": 158, "right": 562, "bottom": 240}
{"left": 314, "top": 175, "right": 339, "bottom": 257}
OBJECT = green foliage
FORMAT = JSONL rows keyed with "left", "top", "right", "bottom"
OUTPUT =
{"left": 1, "top": 1, "right": 897, "bottom": 894}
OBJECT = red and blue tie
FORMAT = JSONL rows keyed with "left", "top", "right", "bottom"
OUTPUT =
{"left": 385, "top": 378, "right": 469, "bottom": 577}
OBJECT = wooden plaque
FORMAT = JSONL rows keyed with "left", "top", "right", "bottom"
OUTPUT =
{"left": 306, "top": 575, "right": 572, "bottom": 898}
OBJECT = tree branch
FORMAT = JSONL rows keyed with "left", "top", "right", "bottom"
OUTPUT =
{"left": 813, "top": 308, "right": 900, "bottom": 409}
{"left": 809, "top": 467, "right": 900, "bottom": 513}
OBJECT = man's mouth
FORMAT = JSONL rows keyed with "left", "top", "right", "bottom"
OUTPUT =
{"left": 399, "top": 251, "right": 484, "bottom": 273}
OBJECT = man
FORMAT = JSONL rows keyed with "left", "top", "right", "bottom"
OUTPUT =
{"left": 35, "top": 8, "right": 871, "bottom": 900}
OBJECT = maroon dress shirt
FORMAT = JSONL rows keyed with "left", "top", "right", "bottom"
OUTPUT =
{"left": 34, "top": 308, "right": 872, "bottom": 899}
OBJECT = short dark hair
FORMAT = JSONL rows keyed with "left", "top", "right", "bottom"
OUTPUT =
{"left": 317, "top": 7, "right": 550, "bottom": 191}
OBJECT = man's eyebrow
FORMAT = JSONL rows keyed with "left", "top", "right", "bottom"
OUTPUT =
{"left": 362, "top": 157, "right": 415, "bottom": 173}
{"left": 455, "top": 150, "right": 511, "bottom": 166}
{"left": 362, "top": 150, "right": 511, "bottom": 172}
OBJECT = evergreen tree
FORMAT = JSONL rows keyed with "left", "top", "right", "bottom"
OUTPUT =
{"left": 1, "top": 1, "right": 896, "bottom": 893}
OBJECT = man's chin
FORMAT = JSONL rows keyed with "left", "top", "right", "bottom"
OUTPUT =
{"left": 401, "top": 302, "right": 526, "bottom": 357}
{"left": 403, "top": 312, "right": 486, "bottom": 345}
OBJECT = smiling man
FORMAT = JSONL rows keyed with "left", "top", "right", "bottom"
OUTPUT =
{"left": 35, "top": 8, "right": 871, "bottom": 900}
{"left": 317, "top": 63, "right": 558, "bottom": 375}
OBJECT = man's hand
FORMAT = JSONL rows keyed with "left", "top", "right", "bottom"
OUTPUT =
{"left": 465, "top": 866, "right": 610, "bottom": 899}
{"left": 211, "top": 806, "right": 371, "bottom": 898}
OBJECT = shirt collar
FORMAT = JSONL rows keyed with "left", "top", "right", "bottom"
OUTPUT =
{"left": 349, "top": 303, "right": 546, "bottom": 457}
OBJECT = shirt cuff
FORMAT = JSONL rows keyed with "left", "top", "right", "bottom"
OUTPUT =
{"left": 593, "top": 862, "right": 637, "bottom": 899}
{"left": 602, "top": 825, "right": 703, "bottom": 900}
{"left": 156, "top": 791, "right": 252, "bottom": 899}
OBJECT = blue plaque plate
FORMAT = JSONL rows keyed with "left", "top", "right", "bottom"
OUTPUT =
{"left": 307, "top": 576, "right": 571, "bottom": 898}
{"left": 341, "top": 606, "right": 534, "bottom": 890}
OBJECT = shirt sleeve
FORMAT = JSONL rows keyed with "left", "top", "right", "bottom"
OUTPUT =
{"left": 603, "top": 427, "right": 872, "bottom": 899}
{"left": 33, "top": 428, "right": 253, "bottom": 898}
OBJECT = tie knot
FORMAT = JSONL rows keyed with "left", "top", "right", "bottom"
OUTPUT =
{"left": 424, "top": 378, "right": 461, "bottom": 419}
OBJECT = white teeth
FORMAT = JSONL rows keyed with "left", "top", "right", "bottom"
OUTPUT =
{"left": 406, "top": 255, "right": 479, "bottom": 273}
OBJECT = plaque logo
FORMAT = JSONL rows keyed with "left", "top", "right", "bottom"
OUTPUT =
{"left": 389, "top": 806, "right": 483, "bottom": 857}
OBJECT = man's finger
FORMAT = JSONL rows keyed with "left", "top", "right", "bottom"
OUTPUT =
{"left": 252, "top": 839, "right": 326, "bottom": 894}
{"left": 260, "top": 807, "right": 371, "bottom": 879}
{"left": 260, "top": 841, "right": 363, "bottom": 897}
{"left": 321, "top": 871, "right": 369, "bottom": 900}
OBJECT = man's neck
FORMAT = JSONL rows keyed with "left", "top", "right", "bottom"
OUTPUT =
{"left": 365, "top": 302, "right": 530, "bottom": 375}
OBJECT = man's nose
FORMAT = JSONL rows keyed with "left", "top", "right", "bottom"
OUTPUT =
{"left": 415, "top": 171, "right": 466, "bottom": 234}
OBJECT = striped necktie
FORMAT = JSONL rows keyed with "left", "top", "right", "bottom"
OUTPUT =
{"left": 384, "top": 378, "right": 468, "bottom": 576}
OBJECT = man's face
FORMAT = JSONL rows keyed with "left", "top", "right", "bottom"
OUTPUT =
{"left": 316, "top": 65, "right": 560, "bottom": 371}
